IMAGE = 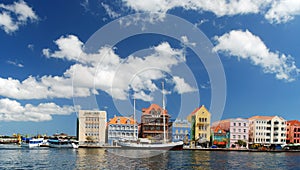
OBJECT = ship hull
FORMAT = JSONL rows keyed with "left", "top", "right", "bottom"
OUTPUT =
{"left": 119, "top": 141, "right": 183, "bottom": 150}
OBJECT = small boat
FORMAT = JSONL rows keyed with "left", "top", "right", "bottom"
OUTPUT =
{"left": 21, "top": 138, "right": 44, "bottom": 148}
{"left": 48, "top": 139, "right": 79, "bottom": 148}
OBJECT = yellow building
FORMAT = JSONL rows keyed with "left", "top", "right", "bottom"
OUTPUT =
{"left": 187, "top": 105, "right": 211, "bottom": 144}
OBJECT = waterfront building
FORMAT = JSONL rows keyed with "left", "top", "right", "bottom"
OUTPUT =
{"left": 172, "top": 119, "right": 191, "bottom": 142}
{"left": 229, "top": 118, "right": 249, "bottom": 148}
{"left": 78, "top": 110, "right": 107, "bottom": 146}
{"left": 187, "top": 105, "right": 211, "bottom": 146}
{"left": 140, "top": 104, "right": 172, "bottom": 141}
{"left": 211, "top": 125, "right": 230, "bottom": 148}
{"left": 248, "top": 116, "right": 286, "bottom": 147}
{"left": 107, "top": 116, "right": 138, "bottom": 146}
{"left": 212, "top": 118, "right": 250, "bottom": 148}
{"left": 286, "top": 120, "right": 300, "bottom": 144}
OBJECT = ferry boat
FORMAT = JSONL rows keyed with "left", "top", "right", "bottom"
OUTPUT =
{"left": 21, "top": 138, "right": 44, "bottom": 148}
{"left": 48, "top": 139, "right": 79, "bottom": 148}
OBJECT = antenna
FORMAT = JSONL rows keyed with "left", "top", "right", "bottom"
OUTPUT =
{"left": 162, "top": 82, "right": 166, "bottom": 143}
{"left": 133, "top": 96, "right": 136, "bottom": 140}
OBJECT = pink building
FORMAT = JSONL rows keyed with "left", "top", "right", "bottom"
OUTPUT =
{"left": 212, "top": 118, "right": 249, "bottom": 148}
{"left": 229, "top": 118, "right": 249, "bottom": 148}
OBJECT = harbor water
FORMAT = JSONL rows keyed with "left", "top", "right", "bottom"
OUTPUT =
{"left": 0, "top": 145, "right": 299, "bottom": 169}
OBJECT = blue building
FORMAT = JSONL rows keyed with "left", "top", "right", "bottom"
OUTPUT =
{"left": 172, "top": 119, "right": 191, "bottom": 142}
{"left": 107, "top": 116, "right": 138, "bottom": 146}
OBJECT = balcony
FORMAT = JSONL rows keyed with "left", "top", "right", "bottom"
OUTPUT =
{"left": 197, "top": 122, "right": 209, "bottom": 126}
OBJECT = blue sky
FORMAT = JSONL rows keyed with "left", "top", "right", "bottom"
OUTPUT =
{"left": 1, "top": 0, "right": 300, "bottom": 136}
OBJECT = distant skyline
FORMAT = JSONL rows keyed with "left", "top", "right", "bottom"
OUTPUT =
{"left": 1, "top": 0, "right": 300, "bottom": 136}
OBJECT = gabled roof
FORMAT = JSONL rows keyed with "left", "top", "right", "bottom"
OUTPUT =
{"left": 142, "top": 104, "right": 168, "bottom": 115}
{"left": 213, "top": 125, "right": 227, "bottom": 134}
{"left": 108, "top": 116, "right": 136, "bottom": 125}
{"left": 188, "top": 105, "right": 210, "bottom": 117}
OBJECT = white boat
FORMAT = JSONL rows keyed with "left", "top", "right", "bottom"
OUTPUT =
{"left": 21, "top": 138, "right": 44, "bottom": 148}
{"left": 48, "top": 139, "right": 79, "bottom": 148}
{"left": 119, "top": 141, "right": 183, "bottom": 150}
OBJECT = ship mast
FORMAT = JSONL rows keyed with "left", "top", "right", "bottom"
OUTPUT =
{"left": 162, "top": 82, "right": 166, "bottom": 143}
{"left": 133, "top": 97, "right": 137, "bottom": 140}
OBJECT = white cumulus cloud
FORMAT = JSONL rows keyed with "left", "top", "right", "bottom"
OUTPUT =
{"left": 173, "top": 76, "right": 197, "bottom": 93}
{"left": 101, "top": 3, "right": 121, "bottom": 19}
{"left": 122, "top": 0, "right": 300, "bottom": 24}
{"left": 0, "top": 0, "right": 38, "bottom": 34}
{"left": 213, "top": 30, "right": 299, "bottom": 82}
{"left": 265, "top": 0, "right": 300, "bottom": 23}
{"left": 0, "top": 98, "right": 74, "bottom": 122}
{"left": 40, "top": 35, "right": 193, "bottom": 101}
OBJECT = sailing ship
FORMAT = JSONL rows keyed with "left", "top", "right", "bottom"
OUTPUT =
{"left": 118, "top": 82, "right": 183, "bottom": 150}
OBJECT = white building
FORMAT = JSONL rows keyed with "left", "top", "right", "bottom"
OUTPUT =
{"left": 248, "top": 116, "right": 286, "bottom": 146}
{"left": 78, "top": 110, "right": 107, "bottom": 146}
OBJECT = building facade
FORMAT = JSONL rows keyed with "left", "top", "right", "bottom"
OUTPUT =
{"left": 229, "top": 118, "right": 249, "bottom": 148}
{"left": 140, "top": 104, "right": 172, "bottom": 142}
{"left": 286, "top": 120, "right": 300, "bottom": 144}
{"left": 248, "top": 116, "right": 286, "bottom": 147}
{"left": 78, "top": 110, "right": 107, "bottom": 146}
{"left": 211, "top": 125, "right": 230, "bottom": 148}
{"left": 172, "top": 119, "right": 191, "bottom": 142}
{"left": 187, "top": 105, "right": 211, "bottom": 145}
{"left": 107, "top": 116, "right": 138, "bottom": 145}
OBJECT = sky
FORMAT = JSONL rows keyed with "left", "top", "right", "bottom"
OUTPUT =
{"left": 0, "top": 0, "right": 300, "bottom": 136}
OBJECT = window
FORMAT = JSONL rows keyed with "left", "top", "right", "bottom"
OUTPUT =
{"left": 233, "top": 135, "right": 236, "bottom": 139}
{"left": 244, "top": 129, "right": 246, "bottom": 133}
{"left": 239, "top": 123, "right": 241, "bottom": 126}
{"left": 233, "top": 123, "right": 236, "bottom": 126}
{"left": 244, "top": 123, "right": 246, "bottom": 126}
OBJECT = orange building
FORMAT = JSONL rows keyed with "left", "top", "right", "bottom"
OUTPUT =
{"left": 140, "top": 104, "right": 172, "bottom": 141}
{"left": 286, "top": 120, "right": 300, "bottom": 144}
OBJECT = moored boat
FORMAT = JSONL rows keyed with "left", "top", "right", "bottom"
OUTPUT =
{"left": 48, "top": 139, "right": 79, "bottom": 148}
{"left": 119, "top": 141, "right": 183, "bottom": 150}
{"left": 21, "top": 138, "right": 44, "bottom": 148}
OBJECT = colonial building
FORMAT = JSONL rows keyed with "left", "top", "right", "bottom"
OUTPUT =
{"left": 172, "top": 119, "right": 191, "bottom": 142}
{"left": 229, "top": 118, "right": 249, "bottom": 148}
{"left": 140, "top": 104, "right": 172, "bottom": 142}
{"left": 211, "top": 125, "right": 230, "bottom": 148}
{"left": 248, "top": 116, "right": 286, "bottom": 147}
{"left": 187, "top": 105, "right": 211, "bottom": 145}
{"left": 107, "top": 116, "right": 138, "bottom": 146}
{"left": 286, "top": 120, "right": 300, "bottom": 144}
{"left": 78, "top": 110, "right": 107, "bottom": 146}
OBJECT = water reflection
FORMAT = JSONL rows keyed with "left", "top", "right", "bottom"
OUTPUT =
{"left": 1, "top": 148, "right": 300, "bottom": 169}
{"left": 76, "top": 148, "right": 107, "bottom": 169}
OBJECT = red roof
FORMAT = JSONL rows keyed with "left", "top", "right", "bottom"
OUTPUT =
{"left": 287, "top": 120, "right": 300, "bottom": 126}
{"left": 190, "top": 105, "right": 203, "bottom": 116}
{"left": 213, "top": 125, "right": 227, "bottom": 134}
{"left": 142, "top": 104, "right": 168, "bottom": 115}
{"left": 108, "top": 116, "right": 136, "bottom": 125}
